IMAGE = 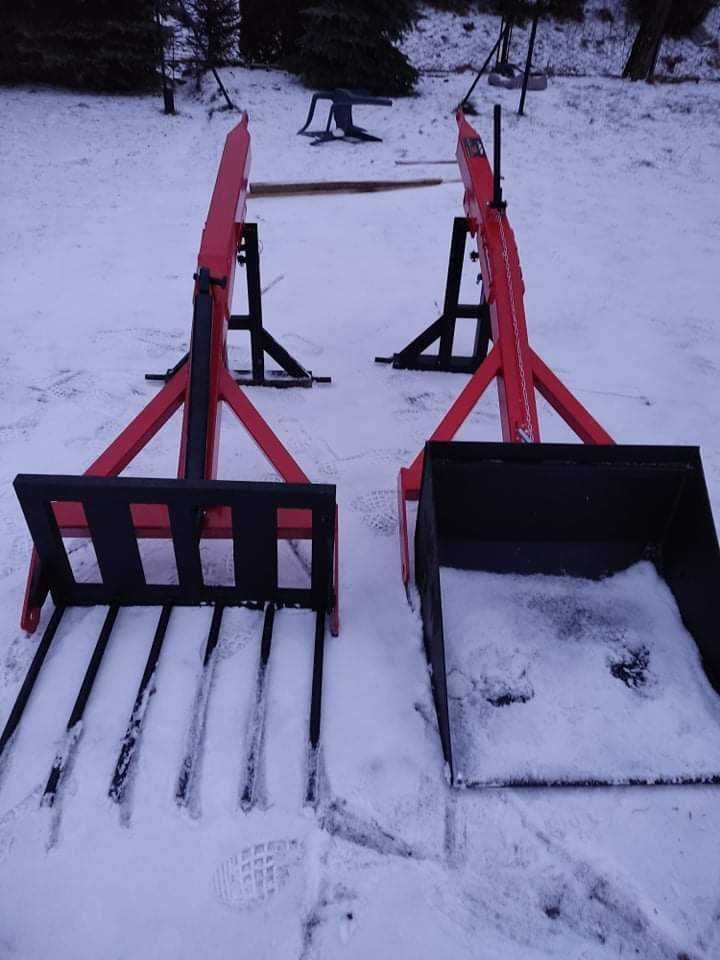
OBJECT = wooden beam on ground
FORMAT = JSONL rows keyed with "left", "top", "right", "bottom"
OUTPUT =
{"left": 394, "top": 160, "right": 456, "bottom": 166}
{"left": 248, "top": 178, "right": 459, "bottom": 198}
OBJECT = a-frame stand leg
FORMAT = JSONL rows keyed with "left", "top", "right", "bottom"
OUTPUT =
{"left": 375, "top": 217, "right": 490, "bottom": 374}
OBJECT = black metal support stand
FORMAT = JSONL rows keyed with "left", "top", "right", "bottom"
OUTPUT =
{"left": 146, "top": 223, "right": 330, "bottom": 388}
{"left": 375, "top": 217, "right": 490, "bottom": 375}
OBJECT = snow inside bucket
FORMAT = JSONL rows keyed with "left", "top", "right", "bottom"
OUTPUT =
{"left": 441, "top": 562, "right": 720, "bottom": 786}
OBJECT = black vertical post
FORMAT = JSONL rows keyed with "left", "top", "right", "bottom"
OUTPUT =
{"left": 438, "top": 219, "right": 469, "bottom": 367}
{"left": 184, "top": 268, "right": 214, "bottom": 482}
{"left": 243, "top": 224, "right": 265, "bottom": 383}
{"left": 491, "top": 104, "right": 506, "bottom": 212}
{"left": 518, "top": 15, "right": 539, "bottom": 117}
{"left": 472, "top": 296, "right": 491, "bottom": 364}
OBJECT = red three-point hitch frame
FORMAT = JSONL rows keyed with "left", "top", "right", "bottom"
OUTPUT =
{"left": 397, "top": 109, "right": 613, "bottom": 585}
{"left": 20, "top": 114, "right": 339, "bottom": 635}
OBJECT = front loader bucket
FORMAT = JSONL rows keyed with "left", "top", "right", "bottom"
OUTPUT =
{"left": 416, "top": 441, "right": 720, "bottom": 788}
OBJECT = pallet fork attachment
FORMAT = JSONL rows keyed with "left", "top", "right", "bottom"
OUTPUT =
{"left": 388, "top": 107, "right": 720, "bottom": 787}
{"left": 4, "top": 114, "right": 338, "bottom": 809}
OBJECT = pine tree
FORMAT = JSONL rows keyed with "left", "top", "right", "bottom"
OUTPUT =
{"left": 291, "top": 1, "right": 419, "bottom": 96}
{"left": 187, "top": 0, "right": 241, "bottom": 67}
{"left": 1, "top": 0, "right": 159, "bottom": 91}
{"left": 239, "top": 0, "right": 305, "bottom": 64}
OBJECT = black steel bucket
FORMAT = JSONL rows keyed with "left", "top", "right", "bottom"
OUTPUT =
{"left": 415, "top": 441, "right": 720, "bottom": 786}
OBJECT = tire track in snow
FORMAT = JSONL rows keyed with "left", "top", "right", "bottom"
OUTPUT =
{"left": 502, "top": 794, "right": 698, "bottom": 958}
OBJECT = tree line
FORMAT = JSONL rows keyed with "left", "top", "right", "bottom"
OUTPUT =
{"left": 0, "top": 1, "right": 714, "bottom": 95}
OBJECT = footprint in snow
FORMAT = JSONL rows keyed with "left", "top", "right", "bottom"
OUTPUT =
{"left": 351, "top": 490, "right": 396, "bottom": 537}
{"left": 212, "top": 838, "right": 304, "bottom": 912}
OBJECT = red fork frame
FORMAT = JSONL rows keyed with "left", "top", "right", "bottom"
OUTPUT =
{"left": 22, "top": 114, "right": 340, "bottom": 635}
{"left": 398, "top": 111, "right": 613, "bottom": 586}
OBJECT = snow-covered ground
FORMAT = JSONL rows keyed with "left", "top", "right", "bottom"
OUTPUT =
{"left": 1, "top": 53, "right": 720, "bottom": 960}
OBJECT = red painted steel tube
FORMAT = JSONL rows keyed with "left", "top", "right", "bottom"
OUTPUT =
{"left": 403, "top": 343, "right": 501, "bottom": 498}
{"left": 198, "top": 118, "right": 250, "bottom": 295}
{"left": 20, "top": 552, "right": 43, "bottom": 633}
{"left": 398, "top": 469, "right": 412, "bottom": 587}
{"left": 530, "top": 350, "right": 614, "bottom": 445}
{"left": 89, "top": 366, "right": 188, "bottom": 478}
{"left": 219, "top": 367, "right": 309, "bottom": 484}
{"left": 456, "top": 111, "right": 539, "bottom": 444}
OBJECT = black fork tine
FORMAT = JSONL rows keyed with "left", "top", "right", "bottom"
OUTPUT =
{"left": 175, "top": 604, "right": 225, "bottom": 808}
{"left": 43, "top": 605, "right": 119, "bottom": 807}
{"left": 305, "top": 608, "right": 327, "bottom": 808}
{"left": 0, "top": 605, "right": 65, "bottom": 770}
{"left": 239, "top": 602, "right": 276, "bottom": 812}
{"left": 109, "top": 604, "right": 173, "bottom": 805}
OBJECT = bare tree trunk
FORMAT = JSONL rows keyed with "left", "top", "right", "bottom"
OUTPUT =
{"left": 623, "top": 0, "right": 674, "bottom": 81}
